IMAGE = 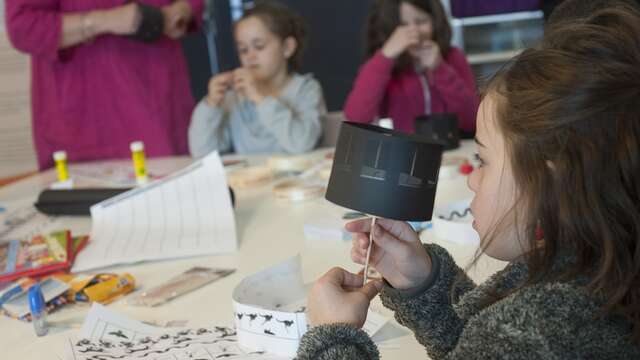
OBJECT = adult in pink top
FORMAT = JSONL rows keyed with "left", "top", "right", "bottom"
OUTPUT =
{"left": 344, "top": 0, "right": 478, "bottom": 134}
{"left": 5, "top": 0, "right": 203, "bottom": 170}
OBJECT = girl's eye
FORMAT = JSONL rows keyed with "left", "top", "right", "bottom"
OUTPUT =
{"left": 474, "top": 153, "right": 486, "bottom": 168}
{"left": 254, "top": 44, "right": 265, "bottom": 51}
{"left": 238, "top": 48, "right": 248, "bottom": 55}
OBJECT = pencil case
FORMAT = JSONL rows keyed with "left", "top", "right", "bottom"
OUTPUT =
{"left": 34, "top": 187, "right": 236, "bottom": 216}
{"left": 34, "top": 188, "right": 132, "bottom": 216}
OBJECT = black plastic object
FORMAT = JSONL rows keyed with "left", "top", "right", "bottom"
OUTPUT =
{"left": 325, "top": 122, "right": 443, "bottom": 221}
{"left": 131, "top": 2, "right": 164, "bottom": 43}
{"left": 414, "top": 114, "right": 460, "bottom": 150}
{"left": 34, "top": 189, "right": 131, "bottom": 216}
{"left": 35, "top": 187, "right": 236, "bottom": 216}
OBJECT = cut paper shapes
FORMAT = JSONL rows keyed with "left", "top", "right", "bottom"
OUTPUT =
{"left": 64, "top": 303, "right": 281, "bottom": 360}
{"left": 232, "top": 256, "right": 388, "bottom": 357}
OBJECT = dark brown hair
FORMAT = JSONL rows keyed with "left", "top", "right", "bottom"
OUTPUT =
{"left": 485, "top": 6, "right": 640, "bottom": 343}
{"left": 547, "top": 0, "right": 639, "bottom": 25}
{"left": 365, "top": 0, "right": 451, "bottom": 71}
{"left": 238, "top": 1, "right": 307, "bottom": 72}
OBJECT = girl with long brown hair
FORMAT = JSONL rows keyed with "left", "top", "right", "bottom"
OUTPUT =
{"left": 343, "top": 0, "right": 478, "bottom": 134}
{"left": 298, "top": 6, "right": 640, "bottom": 359}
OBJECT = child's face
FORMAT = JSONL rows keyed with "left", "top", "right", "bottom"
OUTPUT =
{"left": 467, "top": 94, "right": 529, "bottom": 261}
{"left": 400, "top": 2, "right": 434, "bottom": 50}
{"left": 234, "top": 16, "right": 295, "bottom": 83}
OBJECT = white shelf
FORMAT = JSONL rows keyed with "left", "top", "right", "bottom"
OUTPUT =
{"left": 450, "top": 10, "right": 543, "bottom": 27}
{"left": 466, "top": 49, "right": 523, "bottom": 65}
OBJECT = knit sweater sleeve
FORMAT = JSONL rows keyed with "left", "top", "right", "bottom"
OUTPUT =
{"left": 296, "top": 248, "right": 640, "bottom": 359}
{"left": 443, "top": 286, "right": 560, "bottom": 359}
{"left": 379, "top": 243, "right": 476, "bottom": 358}
{"left": 295, "top": 244, "right": 476, "bottom": 360}
{"left": 296, "top": 324, "right": 380, "bottom": 360}
{"left": 443, "top": 283, "right": 640, "bottom": 359}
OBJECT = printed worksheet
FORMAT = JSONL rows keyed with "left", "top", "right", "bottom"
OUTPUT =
{"left": 73, "top": 152, "right": 237, "bottom": 272}
{"left": 64, "top": 304, "right": 283, "bottom": 360}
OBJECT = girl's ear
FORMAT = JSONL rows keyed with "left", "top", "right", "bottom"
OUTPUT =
{"left": 283, "top": 36, "right": 297, "bottom": 59}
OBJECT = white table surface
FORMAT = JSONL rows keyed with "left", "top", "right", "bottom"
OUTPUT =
{"left": 0, "top": 141, "right": 506, "bottom": 359}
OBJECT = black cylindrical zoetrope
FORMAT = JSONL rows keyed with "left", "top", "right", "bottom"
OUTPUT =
{"left": 326, "top": 122, "right": 443, "bottom": 221}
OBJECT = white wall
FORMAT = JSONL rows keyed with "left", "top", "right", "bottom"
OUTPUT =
{"left": 1, "top": 0, "right": 5, "bottom": 32}
{"left": 0, "top": 9, "right": 38, "bottom": 178}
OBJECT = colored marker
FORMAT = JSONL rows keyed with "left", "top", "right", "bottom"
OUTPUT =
{"left": 28, "top": 283, "right": 48, "bottom": 337}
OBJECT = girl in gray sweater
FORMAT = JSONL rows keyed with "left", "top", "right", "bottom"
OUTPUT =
{"left": 188, "top": 2, "right": 325, "bottom": 157}
{"left": 298, "top": 7, "right": 640, "bottom": 359}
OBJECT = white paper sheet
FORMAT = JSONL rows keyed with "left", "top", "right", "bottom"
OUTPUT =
{"left": 362, "top": 308, "right": 388, "bottom": 337}
{"left": 302, "top": 200, "right": 353, "bottom": 242}
{"left": 232, "top": 256, "right": 389, "bottom": 357}
{"left": 64, "top": 303, "right": 283, "bottom": 360}
{"left": 0, "top": 202, "right": 60, "bottom": 242}
{"left": 73, "top": 152, "right": 237, "bottom": 272}
{"left": 432, "top": 198, "right": 479, "bottom": 246}
{"left": 78, "top": 303, "right": 163, "bottom": 342}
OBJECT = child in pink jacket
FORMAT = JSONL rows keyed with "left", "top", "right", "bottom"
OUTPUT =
{"left": 344, "top": 0, "right": 479, "bottom": 134}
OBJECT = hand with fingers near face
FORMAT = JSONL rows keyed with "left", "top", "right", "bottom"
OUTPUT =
{"left": 205, "top": 71, "right": 234, "bottom": 107}
{"left": 307, "top": 267, "right": 383, "bottom": 327}
{"left": 381, "top": 25, "right": 421, "bottom": 59}
{"left": 413, "top": 39, "right": 442, "bottom": 71}
{"left": 348, "top": 218, "right": 432, "bottom": 291}
{"left": 233, "top": 68, "right": 265, "bottom": 104}
{"left": 162, "top": 0, "right": 192, "bottom": 39}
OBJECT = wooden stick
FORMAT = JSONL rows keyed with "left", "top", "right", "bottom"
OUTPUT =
{"left": 363, "top": 216, "right": 377, "bottom": 286}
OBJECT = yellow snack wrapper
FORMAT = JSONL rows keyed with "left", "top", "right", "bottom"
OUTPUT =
{"left": 82, "top": 273, "right": 136, "bottom": 304}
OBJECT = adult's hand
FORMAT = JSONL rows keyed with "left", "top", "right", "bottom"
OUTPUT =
{"left": 162, "top": 0, "right": 193, "bottom": 39}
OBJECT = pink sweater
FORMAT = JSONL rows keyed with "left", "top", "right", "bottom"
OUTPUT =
{"left": 344, "top": 48, "right": 479, "bottom": 133}
{"left": 5, "top": 0, "right": 203, "bottom": 170}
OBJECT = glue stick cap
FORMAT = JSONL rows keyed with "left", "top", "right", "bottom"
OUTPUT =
{"left": 130, "top": 141, "right": 144, "bottom": 152}
{"left": 378, "top": 118, "right": 394, "bottom": 130}
{"left": 28, "top": 283, "right": 45, "bottom": 315}
{"left": 53, "top": 151, "right": 67, "bottom": 161}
